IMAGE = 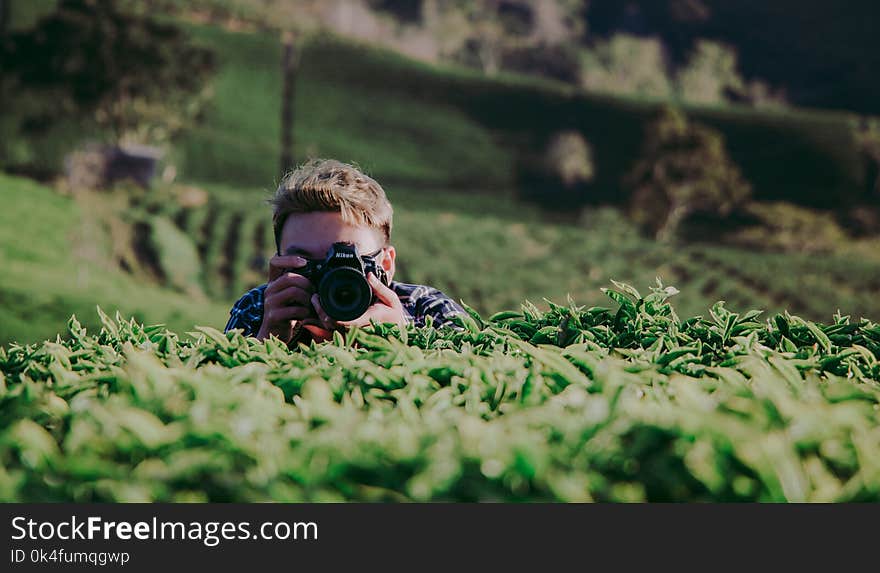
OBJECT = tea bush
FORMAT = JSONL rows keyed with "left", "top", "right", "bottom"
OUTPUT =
{"left": 3, "top": 281, "right": 879, "bottom": 502}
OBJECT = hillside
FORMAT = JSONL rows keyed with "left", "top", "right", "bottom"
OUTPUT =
{"left": 16, "top": 1, "right": 873, "bottom": 116}
{"left": 174, "top": 26, "right": 872, "bottom": 210}
{"left": 6, "top": 19, "right": 873, "bottom": 211}
{"left": 0, "top": 173, "right": 229, "bottom": 346}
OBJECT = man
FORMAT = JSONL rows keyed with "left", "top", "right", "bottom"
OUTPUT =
{"left": 225, "top": 159, "right": 465, "bottom": 345}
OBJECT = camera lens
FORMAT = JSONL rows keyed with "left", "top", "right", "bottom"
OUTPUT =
{"left": 318, "top": 268, "right": 372, "bottom": 321}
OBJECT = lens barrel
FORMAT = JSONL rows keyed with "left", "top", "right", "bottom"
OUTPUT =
{"left": 318, "top": 267, "right": 373, "bottom": 321}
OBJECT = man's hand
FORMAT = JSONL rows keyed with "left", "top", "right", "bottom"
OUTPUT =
{"left": 256, "top": 255, "right": 317, "bottom": 344}
{"left": 311, "top": 273, "right": 407, "bottom": 335}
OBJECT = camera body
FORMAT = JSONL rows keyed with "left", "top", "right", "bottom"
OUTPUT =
{"left": 291, "top": 242, "right": 389, "bottom": 321}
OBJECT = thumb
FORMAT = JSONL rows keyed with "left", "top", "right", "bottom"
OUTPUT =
{"left": 302, "top": 323, "right": 333, "bottom": 342}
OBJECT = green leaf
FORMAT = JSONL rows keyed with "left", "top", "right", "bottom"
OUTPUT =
{"left": 193, "top": 325, "right": 231, "bottom": 348}
{"left": 489, "top": 310, "right": 523, "bottom": 322}
{"left": 805, "top": 321, "right": 833, "bottom": 354}
{"left": 602, "top": 288, "right": 636, "bottom": 317}
{"left": 458, "top": 301, "right": 485, "bottom": 329}
{"left": 610, "top": 280, "right": 641, "bottom": 301}
{"left": 96, "top": 306, "right": 119, "bottom": 338}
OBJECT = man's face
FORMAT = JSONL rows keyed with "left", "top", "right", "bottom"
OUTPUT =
{"left": 278, "top": 211, "right": 395, "bottom": 278}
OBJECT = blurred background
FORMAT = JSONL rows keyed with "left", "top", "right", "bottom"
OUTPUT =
{"left": 1, "top": 0, "right": 879, "bottom": 346}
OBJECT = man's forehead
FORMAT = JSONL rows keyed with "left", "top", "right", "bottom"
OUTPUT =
{"left": 280, "top": 213, "right": 383, "bottom": 257}
{"left": 283, "top": 240, "right": 363, "bottom": 254}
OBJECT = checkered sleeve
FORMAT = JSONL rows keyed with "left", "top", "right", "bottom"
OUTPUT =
{"left": 416, "top": 291, "right": 467, "bottom": 328}
{"left": 393, "top": 282, "right": 466, "bottom": 328}
{"left": 224, "top": 284, "right": 267, "bottom": 337}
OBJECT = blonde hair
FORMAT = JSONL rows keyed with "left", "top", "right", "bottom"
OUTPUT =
{"left": 270, "top": 159, "right": 393, "bottom": 251}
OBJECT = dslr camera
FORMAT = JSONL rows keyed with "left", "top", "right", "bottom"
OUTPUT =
{"left": 290, "top": 242, "right": 389, "bottom": 321}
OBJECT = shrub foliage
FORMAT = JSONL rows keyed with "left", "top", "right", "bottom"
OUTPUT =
{"left": 3, "top": 281, "right": 880, "bottom": 502}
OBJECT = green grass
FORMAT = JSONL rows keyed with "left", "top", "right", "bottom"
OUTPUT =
{"left": 0, "top": 173, "right": 230, "bottom": 346}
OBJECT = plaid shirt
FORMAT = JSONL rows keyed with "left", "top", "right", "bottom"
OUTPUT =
{"left": 224, "top": 281, "right": 466, "bottom": 337}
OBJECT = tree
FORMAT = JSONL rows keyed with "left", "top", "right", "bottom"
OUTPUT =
{"left": 123, "top": 0, "right": 326, "bottom": 175}
{"left": 626, "top": 106, "right": 751, "bottom": 242}
{"left": 544, "top": 130, "right": 594, "bottom": 188}
{"left": 580, "top": 34, "right": 673, "bottom": 98}
{"left": 0, "top": 0, "right": 9, "bottom": 33}
{"left": 1, "top": 0, "right": 216, "bottom": 147}
{"left": 279, "top": 29, "right": 299, "bottom": 174}
{"left": 855, "top": 117, "right": 880, "bottom": 198}
{"left": 421, "top": 0, "right": 585, "bottom": 76}
{"left": 674, "top": 40, "right": 744, "bottom": 104}
{"left": 432, "top": 0, "right": 509, "bottom": 75}
{"left": 247, "top": 2, "right": 324, "bottom": 175}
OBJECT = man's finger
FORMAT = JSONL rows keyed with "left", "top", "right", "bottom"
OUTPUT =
{"left": 335, "top": 315, "right": 368, "bottom": 329}
{"left": 368, "top": 273, "right": 400, "bottom": 308}
{"left": 265, "top": 304, "right": 311, "bottom": 323}
{"left": 337, "top": 301, "right": 406, "bottom": 330}
{"left": 268, "top": 255, "right": 308, "bottom": 282}
{"left": 302, "top": 323, "right": 334, "bottom": 342}
{"left": 269, "top": 254, "right": 308, "bottom": 269}
{"left": 265, "top": 285, "right": 314, "bottom": 308}
{"left": 265, "top": 272, "right": 313, "bottom": 295}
